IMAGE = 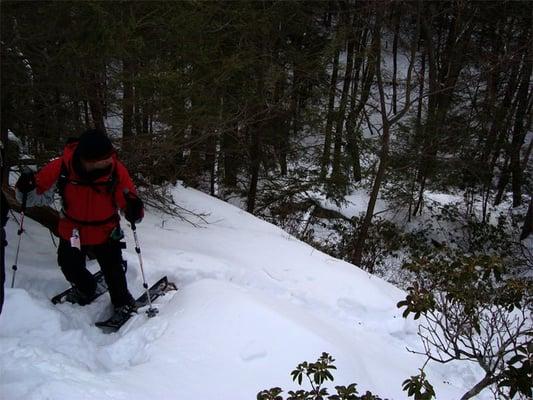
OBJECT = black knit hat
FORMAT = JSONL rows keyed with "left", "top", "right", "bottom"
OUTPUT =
{"left": 76, "top": 129, "right": 114, "bottom": 161}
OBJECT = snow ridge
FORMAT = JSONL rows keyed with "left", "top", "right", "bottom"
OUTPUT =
{"left": 1, "top": 184, "right": 483, "bottom": 399}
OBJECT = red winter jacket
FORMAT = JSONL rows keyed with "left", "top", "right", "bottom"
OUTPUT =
{"left": 35, "top": 142, "right": 139, "bottom": 245}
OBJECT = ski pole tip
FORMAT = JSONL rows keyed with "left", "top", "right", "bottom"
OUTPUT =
{"left": 146, "top": 307, "right": 159, "bottom": 318}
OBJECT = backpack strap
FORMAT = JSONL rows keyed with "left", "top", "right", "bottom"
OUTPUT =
{"left": 62, "top": 210, "right": 120, "bottom": 226}
{"left": 57, "top": 160, "right": 119, "bottom": 225}
{"left": 56, "top": 161, "right": 70, "bottom": 210}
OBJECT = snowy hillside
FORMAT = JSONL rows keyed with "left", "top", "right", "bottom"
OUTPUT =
{"left": 1, "top": 184, "right": 486, "bottom": 399}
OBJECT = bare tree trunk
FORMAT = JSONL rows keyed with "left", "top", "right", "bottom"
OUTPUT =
{"left": 134, "top": 62, "right": 143, "bottom": 136}
{"left": 331, "top": 12, "right": 356, "bottom": 185}
{"left": 122, "top": 58, "right": 135, "bottom": 141}
{"left": 510, "top": 25, "right": 532, "bottom": 207}
{"left": 494, "top": 155, "right": 510, "bottom": 205}
{"left": 320, "top": 46, "right": 340, "bottom": 179}
{"left": 392, "top": 7, "right": 400, "bottom": 114}
{"left": 290, "top": 57, "right": 301, "bottom": 139}
{"left": 247, "top": 33, "right": 266, "bottom": 214}
{"left": 352, "top": 121, "right": 390, "bottom": 270}
{"left": 32, "top": 71, "right": 49, "bottom": 152}
{"left": 352, "top": 8, "right": 418, "bottom": 268}
{"left": 53, "top": 89, "right": 63, "bottom": 143}
{"left": 345, "top": 26, "right": 374, "bottom": 182}
{"left": 520, "top": 196, "right": 533, "bottom": 240}
{"left": 521, "top": 132, "right": 533, "bottom": 172}
{"left": 345, "top": 41, "right": 364, "bottom": 182}
{"left": 3, "top": 188, "right": 59, "bottom": 236}
{"left": 134, "top": 97, "right": 142, "bottom": 136}
{"left": 1, "top": 90, "right": 12, "bottom": 188}
{"left": 414, "top": 3, "right": 473, "bottom": 213}
{"left": 273, "top": 77, "right": 289, "bottom": 176}
{"left": 247, "top": 124, "right": 261, "bottom": 214}
{"left": 352, "top": 19, "right": 389, "bottom": 269}
{"left": 479, "top": 22, "right": 505, "bottom": 166}
{"left": 206, "top": 133, "right": 217, "bottom": 196}
{"left": 83, "top": 61, "right": 107, "bottom": 133}
{"left": 483, "top": 61, "right": 521, "bottom": 209}
{"left": 222, "top": 123, "right": 239, "bottom": 188}
{"left": 409, "top": 48, "right": 426, "bottom": 219}
{"left": 459, "top": 374, "right": 497, "bottom": 400}
{"left": 83, "top": 100, "right": 90, "bottom": 128}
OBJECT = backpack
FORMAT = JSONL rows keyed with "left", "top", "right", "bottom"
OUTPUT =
{"left": 56, "top": 139, "right": 119, "bottom": 226}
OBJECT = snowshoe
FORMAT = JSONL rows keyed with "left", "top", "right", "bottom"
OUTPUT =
{"left": 95, "top": 276, "right": 177, "bottom": 333}
{"left": 51, "top": 270, "right": 108, "bottom": 305}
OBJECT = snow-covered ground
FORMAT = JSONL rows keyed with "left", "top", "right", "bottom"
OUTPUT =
{"left": 1, "top": 184, "right": 488, "bottom": 399}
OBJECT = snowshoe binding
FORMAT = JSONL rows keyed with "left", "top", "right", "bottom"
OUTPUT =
{"left": 95, "top": 276, "right": 176, "bottom": 333}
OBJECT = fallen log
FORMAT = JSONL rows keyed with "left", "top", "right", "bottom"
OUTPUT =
{"left": 2, "top": 187, "right": 59, "bottom": 237}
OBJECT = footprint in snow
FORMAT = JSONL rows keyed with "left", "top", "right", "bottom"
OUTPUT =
{"left": 239, "top": 341, "right": 267, "bottom": 362}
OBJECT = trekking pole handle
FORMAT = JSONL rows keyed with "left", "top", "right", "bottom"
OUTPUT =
{"left": 130, "top": 222, "right": 141, "bottom": 253}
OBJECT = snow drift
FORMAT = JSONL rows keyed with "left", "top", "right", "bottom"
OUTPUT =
{"left": 0, "top": 184, "right": 484, "bottom": 399}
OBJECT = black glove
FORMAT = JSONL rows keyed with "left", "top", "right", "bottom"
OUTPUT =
{"left": 16, "top": 168, "right": 36, "bottom": 194}
{"left": 124, "top": 191, "right": 144, "bottom": 224}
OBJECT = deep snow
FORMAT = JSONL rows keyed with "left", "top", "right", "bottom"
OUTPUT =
{"left": 1, "top": 184, "right": 487, "bottom": 399}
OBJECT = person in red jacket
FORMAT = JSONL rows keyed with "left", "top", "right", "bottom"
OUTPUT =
{"left": 15, "top": 129, "right": 144, "bottom": 316}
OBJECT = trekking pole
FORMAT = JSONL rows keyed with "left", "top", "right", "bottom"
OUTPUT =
{"left": 130, "top": 221, "right": 158, "bottom": 318}
{"left": 11, "top": 190, "right": 27, "bottom": 288}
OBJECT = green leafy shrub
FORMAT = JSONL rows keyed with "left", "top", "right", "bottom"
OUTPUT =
{"left": 402, "top": 370, "right": 435, "bottom": 400}
{"left": 398, "top": 255, "right": 532, "bottom": 399}
{"left": 498, "top": 338, "right": 533, "bottom": 399}
{"left": 257, "top": 353, "right": 436, "bottom": 400}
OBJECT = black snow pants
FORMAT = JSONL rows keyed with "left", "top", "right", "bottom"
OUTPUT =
{"left": 57, "top": 239, "right": 134, "bottom": 308}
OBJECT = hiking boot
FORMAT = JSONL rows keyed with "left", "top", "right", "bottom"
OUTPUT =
{"left": 65, "top": 286, "right": 95, "bottom": 306}
{"left": 108, "top": 303, "right": 137, "bottom": 323}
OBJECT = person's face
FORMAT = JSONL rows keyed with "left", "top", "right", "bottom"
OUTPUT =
{"left": 81, "top": 156, "right": 113, "bottom": 172}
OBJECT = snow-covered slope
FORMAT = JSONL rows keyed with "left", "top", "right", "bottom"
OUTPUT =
{"left": 1, "top": 184, "right": 484, "bottom": 399}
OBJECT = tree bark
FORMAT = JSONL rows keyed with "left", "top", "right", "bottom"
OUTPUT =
{"left": 352, "top": 4, "right": 418, "bottom": 268}
{"left": 392, "top": 7, "right": 400, "bottom": 114}
{"left": 459, "top": 374, "right": 497, "bottom": 400}
{"left": 520, "top": 196, "right": 533, "bottom": 241}
{"left": 352, "top": 18, "right": 389, "bottom": 269}
{"left": 247, "top": 32, "right": 266, "bottom": 214}
{"left": 81, "top": 57, "right": 107, "bottom": 133}
{"left": 3, "top": 188, "right": 59, "bottom": 236}
{"left": 247, "top": 123, "right": 261, "bottom": 214}
{"left": 222, "top": 124, "right": 239, "bottom": 188}
{"left": 331, "top": 11, "right": 356, "bottom": 185}
{"left": 273, "top": 77, "right": 288, "bottom": 176}
{"left": 509, "top": 22, "right": 532, "bottom": 207}
{"left": 320, "top": 46, "right": 340, "bottom": 179}
{"left": 122, "top": 57, "right": 135, "bottom": 141}
{"left": 494, "top": 155, "right": 511, "bottom": 205}
{"left": 484, "top": 61, "right": 521, "bottom": 208}
{"left": 345, "top": 26, "right": 373, "bottom": 182}
{"left": 206, "top": 133, "right": 217, "bottom": 196}
{"left": 1, "top": 89, "right": 12, "bottom": 188}
{"left": 414, "top": 3, "right": 473, "bottom": 212}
